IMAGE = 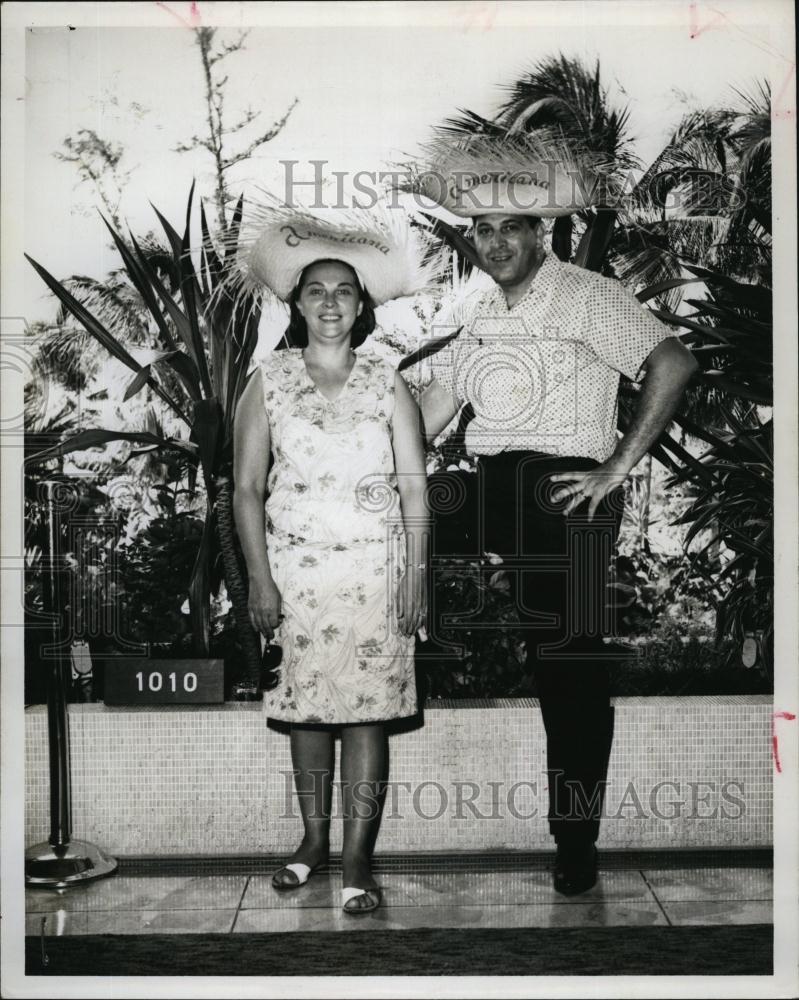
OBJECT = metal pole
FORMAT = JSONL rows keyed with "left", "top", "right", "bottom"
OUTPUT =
{"left": 43, "top": 481, "right": 70, "bottom": 848}
{"left": 26, "top": 480, "right": 118, "bottom": 889}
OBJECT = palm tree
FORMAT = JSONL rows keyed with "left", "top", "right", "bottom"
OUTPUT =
{"left": 496, "top": 54, "right": 639, "bottom": 269}
{"left": 612, "top": 81, "right": 771, "bottom": 310}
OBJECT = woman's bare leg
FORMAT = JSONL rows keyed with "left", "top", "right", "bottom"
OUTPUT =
{"left": 340, "top": 723, "right": 387, "bottom": 909}
{"left": 273, "top": 724, "right": 334, "bottom": 887}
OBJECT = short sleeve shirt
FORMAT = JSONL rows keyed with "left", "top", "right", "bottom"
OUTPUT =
{"left": 430, "top": 255, "right": 674, "bottom": 462}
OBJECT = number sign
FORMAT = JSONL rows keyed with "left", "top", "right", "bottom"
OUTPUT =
{"left": 104, "top": 659, "right": 225, "bottom": 705}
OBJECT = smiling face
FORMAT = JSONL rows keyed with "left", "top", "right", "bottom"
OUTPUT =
{"left": 472, "top": 214, "right": 543, "bottom": 293}
{"left": 295, "top": 260, "right": 363, "bottom": 344}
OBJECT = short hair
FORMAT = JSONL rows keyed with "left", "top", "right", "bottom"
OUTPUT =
{"left": 283, "top": 259, "right": 377, "bottom": 349}
{"left": 471, "top": 214, "right": 542, "bottom": 230}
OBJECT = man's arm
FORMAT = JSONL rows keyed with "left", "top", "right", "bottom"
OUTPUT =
{"left": 608, "top": 337, "right": 698, "bottom": 473}
{"left": 551, "top": 337, "right": 698, "bottom": 519}
{"left": 419, "top": 378, "right": 461, "bottom": 446}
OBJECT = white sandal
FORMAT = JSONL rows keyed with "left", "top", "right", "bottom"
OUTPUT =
{"left": 341, "top": 886, "right": 382, "bottom": 914}
{"left": 271, "top": 862, "right": 314, "bottom": 892}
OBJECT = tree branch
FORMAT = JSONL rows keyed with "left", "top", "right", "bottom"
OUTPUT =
{"left": 173, "top": 136, "right": 216, "bottom": 154}
{"left": 208, "top": 30, "right": 249, "bottom": 65}
{"left": 221, "top": 107, "right": 260, "bottom": 135}
{"left": 221, "top": 98, "right": 299, "bottom": 166}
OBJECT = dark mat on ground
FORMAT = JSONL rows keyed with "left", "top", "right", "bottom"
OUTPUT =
{"left": 26, "top": 925, "right": 773, "bottom": 976}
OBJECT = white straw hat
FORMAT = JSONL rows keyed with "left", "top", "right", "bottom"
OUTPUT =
{"left": 413, "top": 132, "right": 613, "bottom": 219}
{"left": 226, "top": 197, "right": 445, "bottom": 306}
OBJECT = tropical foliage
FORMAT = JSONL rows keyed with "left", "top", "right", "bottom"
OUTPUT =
{"left": 26, "top": 187, "right": 265, "bottom": 687}
{"left": 418, "top": 557, "right": 530, "bottom": 699}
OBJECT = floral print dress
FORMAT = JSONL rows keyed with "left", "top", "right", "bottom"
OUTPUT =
{"left": 259, "top": 348, "right": 417, "bottom": 723}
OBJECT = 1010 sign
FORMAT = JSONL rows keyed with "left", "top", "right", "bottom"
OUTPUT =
{"left": 104, "top": 659, "right": 224, "bottom": 705}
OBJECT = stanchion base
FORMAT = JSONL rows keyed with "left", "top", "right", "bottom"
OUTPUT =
{"left": 25, "top": 840, "right": 118, "bottom": 889}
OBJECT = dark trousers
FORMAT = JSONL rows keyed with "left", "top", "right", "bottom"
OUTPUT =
{"left": 445, "top": 451, "right": 623, "bottom": 845}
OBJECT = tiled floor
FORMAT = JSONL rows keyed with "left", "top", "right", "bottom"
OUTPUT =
{"left": 26, "top": 865, "right": 772, "bottom": 935}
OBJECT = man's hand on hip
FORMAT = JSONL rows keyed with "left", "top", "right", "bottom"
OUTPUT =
{"left": 550, "top": 460, "right": 631, "bottom": 521}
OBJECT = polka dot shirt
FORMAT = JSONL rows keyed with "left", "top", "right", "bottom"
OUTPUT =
{"left": 430, "top": 255, "right": 675, "bottom": 462}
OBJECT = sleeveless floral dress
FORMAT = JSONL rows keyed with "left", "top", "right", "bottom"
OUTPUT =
{"left": 259, "top": 348, "right": 417, "bottom": 724}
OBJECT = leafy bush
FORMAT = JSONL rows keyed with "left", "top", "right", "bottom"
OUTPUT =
{"left": 417, "top": 547, "right": 771, "bottom": 700}
{"left": 609, "top": 619, "right": 769, "bottom": 696}
{"left": 26, "top": 187, "right": 264, "bottom": 683}
{"left": 607, "top": 549, "right": 718, "bottom": 637}
{"left": 417, "top": 557, "right": 530, "bottom": 699}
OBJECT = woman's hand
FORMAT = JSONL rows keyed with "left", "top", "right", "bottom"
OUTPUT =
{"left": 248, "top": 575, "right": 282, "bottom": 641}
{"left": 396, "top": 566, "right": 428, "bottom": 638}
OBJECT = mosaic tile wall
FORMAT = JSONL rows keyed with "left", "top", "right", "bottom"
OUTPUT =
{"left": 25, "top": 697, "right": 772, "bottom": 855}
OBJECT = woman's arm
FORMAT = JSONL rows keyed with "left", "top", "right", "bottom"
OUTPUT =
{"left": 232, "top": 370, "right": 281, "bottom": 639}
{"left": 391, "top": 371, "right": 430, "bottom": 637}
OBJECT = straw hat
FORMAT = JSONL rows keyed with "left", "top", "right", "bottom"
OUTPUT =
{"left": 413, "top": 132, "right": 613, "bottom": 219}
{"left": 227, "top": 198, "right": 444, "bottom": 306}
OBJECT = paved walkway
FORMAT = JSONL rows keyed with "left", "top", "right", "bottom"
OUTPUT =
{"left": 27, "top": 865, "right": 772, "bottom": 935}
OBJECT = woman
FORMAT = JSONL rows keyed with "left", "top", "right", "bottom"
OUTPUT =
{"left": 233, "top": 207, "right": 437, "bottom": 914}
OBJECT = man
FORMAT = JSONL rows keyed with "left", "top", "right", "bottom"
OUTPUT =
{"left": 420, "top": 206, "right": 697, "bottom": 894}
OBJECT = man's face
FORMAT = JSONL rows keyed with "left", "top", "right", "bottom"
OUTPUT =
{"left": 472, "top": 214, "right": 541, "bottom": 289}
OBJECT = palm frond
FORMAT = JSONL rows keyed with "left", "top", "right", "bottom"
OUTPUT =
{"left": 496, "top": 55, "right": 639, "bottom": 173}
{"left": 436, "top": 109, "right": 506, "bottom": 138}
{"left": 59, "top": 274, "right": 152, "bottom": 342}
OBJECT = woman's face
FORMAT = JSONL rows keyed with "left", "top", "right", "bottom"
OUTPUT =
{"left": 296, "top": 260, "right": 363, "bottom": 345}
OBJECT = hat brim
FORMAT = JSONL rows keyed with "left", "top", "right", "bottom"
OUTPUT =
{"left": 415, "top": 132, "right": 610, "bottom": 218}
{"left": 239, "top": 204, "right": 443, "bottom": 306}
{"left": 250, "top": 224, "right": 396, "bottom": 303}
{"left": 421, "top": 175, "right": 596, "bottom": 219}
